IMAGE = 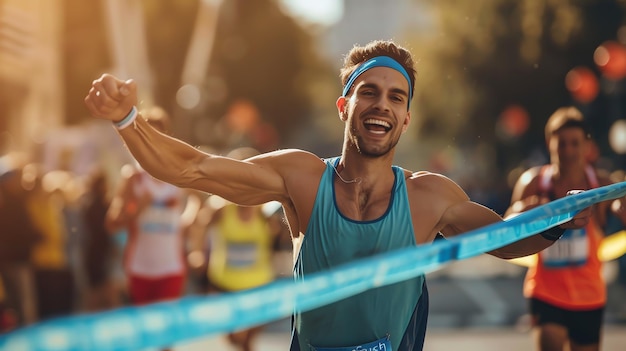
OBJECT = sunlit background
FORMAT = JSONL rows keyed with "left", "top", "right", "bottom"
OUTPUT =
{"left": 1, "top": 0, "right": 626, "bottom": 350}
{"left": 2, "top": 0, "right": 626, "bottom": 208}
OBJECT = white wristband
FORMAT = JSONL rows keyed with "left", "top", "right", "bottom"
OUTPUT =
{"left": 114, "top": 106, "right": 138, "bottom": 130}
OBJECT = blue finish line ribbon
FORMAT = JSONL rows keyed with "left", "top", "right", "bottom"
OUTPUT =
{"left": 2, "top": 181, "right": 626, "bottom": 351}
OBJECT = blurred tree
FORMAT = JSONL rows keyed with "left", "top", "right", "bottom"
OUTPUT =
{"left": 199, "top": 0, "right": 323, "bottom": 150}
{"left": 409, "top": 0, "right": 625, "bottom": 172}
{"left": 139, "top": 0, "right": 325, "bottom": 150}
{"left": 142, "top": 0, "right": 199, "bottom": 113}
{"left": 63, "top": 0, "right": 111, "bottom": 125}
{"left": 62, "top": 0, "right": 326, "bottom": 153}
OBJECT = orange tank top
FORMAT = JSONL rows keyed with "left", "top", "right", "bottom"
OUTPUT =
{"left": 523, "top": 164, "right": 605, "bottom": 310}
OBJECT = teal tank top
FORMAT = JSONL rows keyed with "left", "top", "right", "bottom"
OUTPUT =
{"left": 293, "top": 157, "right": 425, "bottom": 350}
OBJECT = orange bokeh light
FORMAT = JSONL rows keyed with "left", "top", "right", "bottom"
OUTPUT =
{"left": 594, "top": 41, "right": 626, "bottom": 80}
{"left": 565, "top": 66, "right": 599, "bottom": 103}
{"left": 499, "top": 105, "right": 530, "bottom": 137}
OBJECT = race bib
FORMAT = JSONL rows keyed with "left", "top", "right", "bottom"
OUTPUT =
{"left": 541, "top": 228, "right": 589, "bottom": 268}
{"left": 138, "top": 206, "right": 179, "bottom": 235}
{"left": 311, "top": 335, "right": 391, "bottom": 351}
{"left": 226, "top": 242, "right": 259, "bottom": 268}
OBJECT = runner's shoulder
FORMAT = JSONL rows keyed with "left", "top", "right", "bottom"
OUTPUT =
{"left": 405, "top": 170, "right": 468, "bottom": 199}
{"left": 253, "top": 149, "right": 326, "bottom": 172}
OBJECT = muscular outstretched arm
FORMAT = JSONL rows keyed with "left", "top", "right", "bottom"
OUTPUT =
{"left": 439, "top": 195, "right": 556, "bottom": 260}
{"left": 85, "top": 74, "right": 287, "bottom": 206}
{"left": 117, "top": 116, "right": 287, "bottom": 205}
{"left": 435, "top": 174, "right": 589, "bottom": 259}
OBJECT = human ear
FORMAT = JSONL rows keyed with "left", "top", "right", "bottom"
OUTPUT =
{"left": 336, "top": 96, "right": 347, "bottom": 121}
{"left": 402, "top": 111, "right": 411, "bottom": 133}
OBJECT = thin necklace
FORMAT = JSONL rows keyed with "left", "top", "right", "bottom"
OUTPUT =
{"left": 331, "top": 163, "right": 362, "bottom": 184}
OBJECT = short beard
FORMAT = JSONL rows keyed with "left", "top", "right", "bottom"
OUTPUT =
{"left": 349, "top": 128, "right": 398, "bottom": 158}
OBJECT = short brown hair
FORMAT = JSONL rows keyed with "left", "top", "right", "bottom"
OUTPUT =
{"left": 340, "top": 40, "right": 417, "bottom": 97}
{"left": 544, "top": 106, "right": 591, "bottom": 143}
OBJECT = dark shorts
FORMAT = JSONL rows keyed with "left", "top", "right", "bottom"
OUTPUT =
{"left": 35, "top": 268, "right": 75, "bottom": 320}
{"left": 529, "top": 298, "right": 604, "bottom": 345}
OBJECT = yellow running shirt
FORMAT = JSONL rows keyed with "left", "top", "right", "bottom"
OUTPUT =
{"left": 207, "top": 204, "right": 274, "bottom": 291}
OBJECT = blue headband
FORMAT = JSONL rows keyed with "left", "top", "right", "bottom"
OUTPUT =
{"left": 342, "top": 56, "right": 413, "bottom": 108}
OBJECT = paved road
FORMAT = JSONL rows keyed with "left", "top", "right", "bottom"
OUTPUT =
{"left": 170, "top": 275, "right": 626, "bottom": 351}
{"left": 175, "top": 326, "right": 626, "bottom": 351}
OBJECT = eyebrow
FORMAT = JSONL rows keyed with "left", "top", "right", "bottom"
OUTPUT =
{"left": 358, "top": 83, "right": 409, "bottom": 97}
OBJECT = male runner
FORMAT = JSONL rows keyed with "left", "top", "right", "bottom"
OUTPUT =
{"left": 86, "top": 40, "right": 591, "bottom": 350}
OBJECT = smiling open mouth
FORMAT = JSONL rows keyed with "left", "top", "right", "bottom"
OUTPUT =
{"left": 364, "top": 118, "right": 391, "bottom": 133}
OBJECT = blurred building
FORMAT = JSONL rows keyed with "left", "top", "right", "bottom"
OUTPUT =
{"left": 0, "top": 0, "right": 64, "bottom": 155}
{"left": 0, "top": 0, "right": 144, "bottom": 178}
